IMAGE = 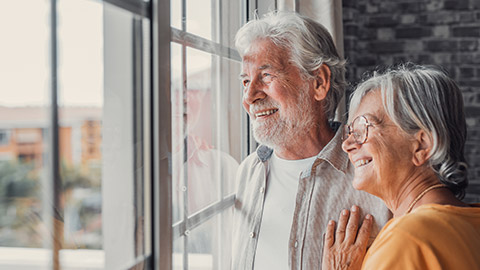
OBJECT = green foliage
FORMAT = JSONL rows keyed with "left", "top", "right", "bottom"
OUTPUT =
{"left": 0, "top": 161, "right": 38, "bottom": 199}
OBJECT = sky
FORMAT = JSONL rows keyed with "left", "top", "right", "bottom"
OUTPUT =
{"left": 0, "top": 0, "right": 214, "bottom": 107}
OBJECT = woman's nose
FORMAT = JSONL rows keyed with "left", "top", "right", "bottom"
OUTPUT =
{"left": 342, "top": 133, "right": 360, "bottom": 153}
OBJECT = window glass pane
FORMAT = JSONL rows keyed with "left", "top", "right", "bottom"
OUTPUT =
{"left": 186, "top": 0, "right": 215, "bottom": 41}
{"left": 57, "top": 0, "right": 103, "bottom": 255}
{"left": 171, "top": 0, "right": 182, "bottom": 29}
{"left": 172, "top": 43, "right": 184, "bottom": 225}
{"left": 185, "top": 47, "right": 218, "bottom": 214}
{"left": 0, "top": 0, "right": 50, "bottom": 268}
{"left": 103, "top": 2, "right": 151, "bottom": 269}
{"left": 187, "top": 210, "right": 233, "bottom": 269}
{"left": 171, "top": 0, "right": 244, "bottom": 268}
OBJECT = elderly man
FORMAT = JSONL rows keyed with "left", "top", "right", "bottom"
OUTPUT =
{"left": 231, "top": 12, "right": 391, "bottom": 269}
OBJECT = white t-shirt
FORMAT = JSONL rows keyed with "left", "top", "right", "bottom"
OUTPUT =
{"left": 253, "top": 152, "right": 318, "bottom": 270}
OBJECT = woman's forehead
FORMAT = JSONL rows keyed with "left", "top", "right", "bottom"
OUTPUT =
{"left": 349, "top": 91, "right": 384, "bottom": 122}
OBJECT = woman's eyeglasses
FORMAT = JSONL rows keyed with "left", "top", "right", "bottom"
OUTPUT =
{"left": 342, "top": 115, "right": 374, "bottom": 145}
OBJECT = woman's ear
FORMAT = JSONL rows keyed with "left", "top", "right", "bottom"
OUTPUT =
{"left": 313, "top": 64, "right": 331, "bottom": 101}
{"left": 412, "top": 130, "right": 433, "bottom": 166}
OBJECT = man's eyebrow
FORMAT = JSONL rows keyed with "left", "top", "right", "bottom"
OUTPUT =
{"left": 259, "top": 64, "right": 271, "bottom": 70}
{"left": 238, "top": 64, "right": 273, "bottom": 79}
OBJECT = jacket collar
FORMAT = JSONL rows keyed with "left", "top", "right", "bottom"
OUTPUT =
{"left": 255, "top": 122, "right": 349, "bottom": 174}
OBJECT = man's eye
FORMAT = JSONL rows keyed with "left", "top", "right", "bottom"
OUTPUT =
{"left": 242, "top": 80, "right": 250, "bottom": 87}
{"left": 262, "top": 73, "right": 273, "bottom": 83}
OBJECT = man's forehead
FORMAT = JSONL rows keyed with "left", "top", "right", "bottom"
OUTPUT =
{"left": 241, "top": 51, "right": 286, "bottom": 71}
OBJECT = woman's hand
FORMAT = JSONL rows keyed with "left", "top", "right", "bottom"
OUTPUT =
{"left": 322, "top": 205, "right": 373, "bottom": 270}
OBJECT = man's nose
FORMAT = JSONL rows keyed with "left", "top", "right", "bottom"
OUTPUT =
{"left": 243, "top": 77, "right": 266, "bottom": 104}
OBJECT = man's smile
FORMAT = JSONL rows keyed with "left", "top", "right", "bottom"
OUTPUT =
{"left": 254, "top": 108, "right": 279, "bottom": 118}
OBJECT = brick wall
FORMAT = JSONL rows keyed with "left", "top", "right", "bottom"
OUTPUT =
{"left": 342, "top": 0, "right": 480, "bottom": 202}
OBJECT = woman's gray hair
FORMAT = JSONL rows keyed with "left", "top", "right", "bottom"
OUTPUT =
{"left": 234, "top": 11, "right": 347, "bottom": 121}
{"left": 350, "top": 63, "right": 468, "bottom": 199}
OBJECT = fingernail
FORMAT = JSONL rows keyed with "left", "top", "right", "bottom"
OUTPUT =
{"left": 342, "top": 209, "right": 348, "bottom": 215}
{"left": 365, "top": 214, "right": 372, "bottom": 220}
{"left": 329, "top": 220, "right": 334, "bottom": 225}
{"left": 351, "top": 205, "right": 357, "bottom": 212}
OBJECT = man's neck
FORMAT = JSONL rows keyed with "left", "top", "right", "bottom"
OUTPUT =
{"left": 274, "top": 123, "right": 335, "bottom": 160}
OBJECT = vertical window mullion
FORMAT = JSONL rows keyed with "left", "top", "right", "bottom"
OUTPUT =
{"left": 180, "top": 0, "right": 190, "bottom": 269}
{"left": 152, "top": 0, "right": 172, "bottom": 268}
{"left": 49, "top": 0, "right": 62, "bottom": 269}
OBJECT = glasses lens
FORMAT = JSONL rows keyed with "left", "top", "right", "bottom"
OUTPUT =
{"left": 352, "top": 116, "right": 367, "bottom": 144}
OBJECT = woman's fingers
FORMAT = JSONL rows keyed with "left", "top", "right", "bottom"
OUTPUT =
{"left": 324, "top": 220, "right": 336, "bottom": 248}
{"left": 344, "top": 205, "right": 360, "bottom": 244}
{"left": 355, "top": 214, "right": 373, "bottom": 249}
{"left": 322, "top": 207, "right": 372, "bottom": 270}
{"left": 335, "top": 209, "right": 350, "bottom": 243}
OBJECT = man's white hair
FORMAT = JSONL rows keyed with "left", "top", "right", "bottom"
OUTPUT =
{"left": 235, "top": 11, "right": 347, "bottom": 120}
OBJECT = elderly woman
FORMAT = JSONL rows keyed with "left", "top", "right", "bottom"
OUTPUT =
{"left": 322, "top": 64, "right": 480, "bottom": 269}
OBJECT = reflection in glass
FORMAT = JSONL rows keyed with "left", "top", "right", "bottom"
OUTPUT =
{"left": 171, "top": 43, "right": 184, "bottom": 225}
{"left": 171, "top": 40, "right": 241, "bottom": 270}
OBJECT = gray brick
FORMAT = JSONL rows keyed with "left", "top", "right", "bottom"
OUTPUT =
{"left": 456, "top": 54, "right": 480, "bottom": 64}
{"left": 444, "top": 0, "right": 470, "bottom": 10}
{"left": 463, "top": 80, "right": 480, "bottom": 87}
{"left": 432, "top": 53, "right": 453, "bottom": 64}
{"left": 367, "top": 15, "right": 399, "bottom": 27}
{"left": 396, "top": 27, "right": 432, "bottom": 39}
{"left": 460, "top": 40, "right": 479, "bottom": 51}
{"left": 400, "top": 14, "right": 417, "bottom": 24}
{"left": 369, "top": 41, "right": 405, "bottom": 53}
{"left": 377, "top": 28, "right": 395, "bottom": 41}
{"left": 459, "top": 12, "right": 476, "bottom": 23}
{"left": 453, "top": 26, "right": 480, "bottom": 37}
{"left": 366, "top": 3, "right": 379, "bottom": 13}
{"left": 432, "top": 25, "right": 450, "bottom": 38}
{"left": 426, "top": 0, "right": 444, "bottom": 12}
{"left": 465, "top": 105, "right": 480, "bottom": 116}
{"left": 398, "top": 2, "right": 424, "bottom": 13}
{"left": 425, "top": 12, "right": 460, "bottom": 24}
{"left": 342, "top": 0, "right": 358, "bottom": 8}
{"left": 404, "top": 40, "right": 424, "bottom": 52}
{"left": 344, "top": 24, "right": 358, "bottom": 36}
{"left": 458, "top": 67, "right": 476, "bottom": 78}
{"left": 355, "top": 55, "right": 377, "bottom": 67}
{"left": 426, "top": 40, "right": 458, "bottom": 52}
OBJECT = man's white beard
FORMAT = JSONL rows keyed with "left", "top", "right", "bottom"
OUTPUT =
{"left": 251, "top": 88, "right": 317, "bottom": 150}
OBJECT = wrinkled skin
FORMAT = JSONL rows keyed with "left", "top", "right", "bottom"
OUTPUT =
{"left": 322, "top": 205, "right": 373, "bottom": 270}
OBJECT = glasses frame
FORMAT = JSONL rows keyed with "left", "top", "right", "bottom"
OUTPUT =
{"left": 343, "top": 115, "right": 374, "bottom": 145}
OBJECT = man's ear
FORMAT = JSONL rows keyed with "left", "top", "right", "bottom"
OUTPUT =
{"left": 313, "top": 64, "right": 331, "bottom": 101}
{"left": 412, "top": 130, "right": 433, "bottom": 166}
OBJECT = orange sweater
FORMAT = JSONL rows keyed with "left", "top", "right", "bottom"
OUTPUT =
{"left": 363, "top": 203, "right": 480, "bottom": 270}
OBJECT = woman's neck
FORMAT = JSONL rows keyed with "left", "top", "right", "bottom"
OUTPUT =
{"left": 384, "top": 170, "right": 466, "bottom": 217}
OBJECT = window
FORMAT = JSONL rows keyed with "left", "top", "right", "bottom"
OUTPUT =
{"left": 2, "top": 0, "right": 258, "bottom": 268}
{"left": 0, "top": 0, "right": 151, "bottom": 269}
{"left": 168, "top": 0, "right": 246, "bottom": 269}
